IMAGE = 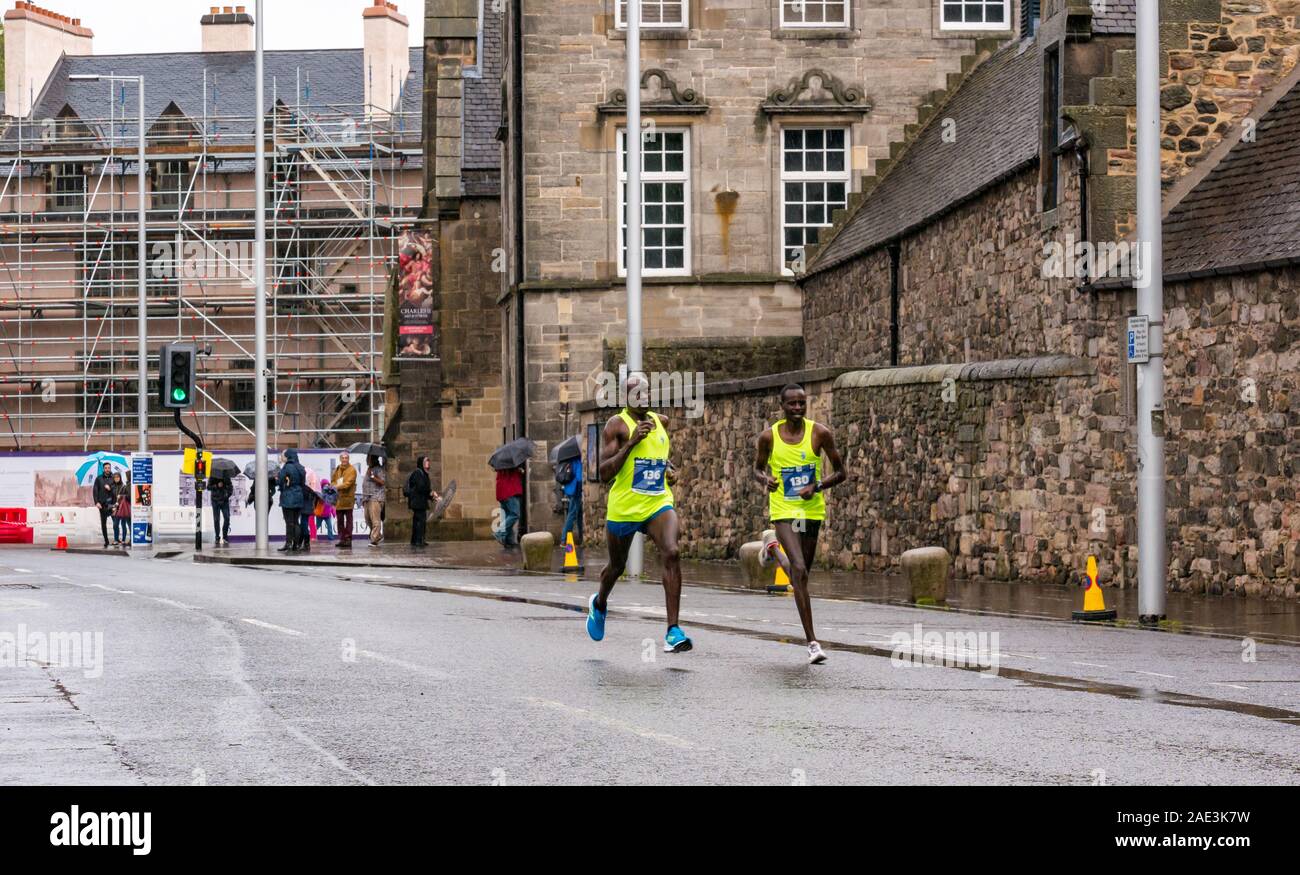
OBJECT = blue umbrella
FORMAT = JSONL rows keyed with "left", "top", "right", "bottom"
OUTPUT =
{"left": 76, "top": 452, "right": 130, "bottom": 486}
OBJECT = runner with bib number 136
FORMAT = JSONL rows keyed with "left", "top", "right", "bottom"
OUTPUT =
{"left": 586, "top": 374, "right": 693, "bottom": 654}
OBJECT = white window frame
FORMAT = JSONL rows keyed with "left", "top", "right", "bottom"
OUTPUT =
{"left": 780, "top": 126, "right": 850, "bottom": 275}
{"left": 939, "top": 0, "right": 1011, "bottom": 31}
{"left": 614, "top": 0, "right": 688, "bottom": 30}
{"left": 780, "top": 0, "right": 850, "bottom": 29}
{"left": 618, "top": 126, "right": 691, "bottom": 278}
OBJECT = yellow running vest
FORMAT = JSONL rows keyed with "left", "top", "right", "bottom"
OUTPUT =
{"left": 607, "top": 410, "right": 674, "bottom": 522}
{"left": 768, "top": 418, "right": 825, "bottom": 522}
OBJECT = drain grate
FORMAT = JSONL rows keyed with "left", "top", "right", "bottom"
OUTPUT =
{"left": 0, "top": 583, "right": 40, "bottom": 590}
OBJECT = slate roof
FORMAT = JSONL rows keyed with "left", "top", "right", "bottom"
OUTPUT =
{"left": 807, "top": 39, "right": 1041, "bottom": 275}
{"left": 5, "top": 47, "right": 425, "bottom": 145}
{"left": 1090, "top": 1, "right": 1136, "bottom": 35}
{"left": 464, "top": 7, "right": 503, "bottom": 170}
{"left": 1163, "top": 78, "right": 1300, "bottom": 278}
{"left": 7, "top": 46, "right": 426, "bottom": 144}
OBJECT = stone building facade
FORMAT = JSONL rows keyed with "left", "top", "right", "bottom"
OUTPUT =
{"left": 714, "top": 0, "right": 1300, "bottom": 600}
{"left": 385, "top": 0, "right": 504, "bottom": 540}
{"left": 498, "top": 0, "right": 1035, "bottom": 531}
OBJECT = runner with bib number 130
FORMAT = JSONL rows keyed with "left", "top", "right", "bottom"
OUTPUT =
{"left": 586, "top": 374, "right": 692, "bottom": 654}
{"left": 753, "top": 383, "right": 848, "bottom": 665}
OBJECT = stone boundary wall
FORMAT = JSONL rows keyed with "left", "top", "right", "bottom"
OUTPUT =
{"left": 827, "top": 356, "right": 1118, "bottom": 585}
{"left": 576, "top": 358, "right": 1123, "bottom": 586}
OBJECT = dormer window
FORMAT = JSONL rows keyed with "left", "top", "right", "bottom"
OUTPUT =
{"left": 52, "top": 164, "right": 86, "bottom": 213}
{"left": 153, "top": 160, "right": 189, "bottom": 212}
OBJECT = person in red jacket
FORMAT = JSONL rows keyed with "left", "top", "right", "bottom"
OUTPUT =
{"left": 494, "top": 465, "right": 524, "bottom": 550}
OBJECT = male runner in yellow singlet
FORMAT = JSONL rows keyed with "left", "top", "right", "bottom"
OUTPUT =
{"left": 753, "top": 383, "right": 848, "bottom": 664}
{"left": 586, "top": 374, "right": 692, "bottom": 653}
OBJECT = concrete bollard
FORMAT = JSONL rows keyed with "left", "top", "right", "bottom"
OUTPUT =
{"left": 902, "top": 546, "right": 951, "bottom": 605}
{"left": 521, "top": 531, "right": 555, "bottom": 572}
{"left": 738, "top": 540, "right": 770, "bottom": 587}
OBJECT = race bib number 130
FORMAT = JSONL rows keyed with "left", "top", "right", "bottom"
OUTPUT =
{"left": 781, "top": 464, "right": 816, "bottom": 500}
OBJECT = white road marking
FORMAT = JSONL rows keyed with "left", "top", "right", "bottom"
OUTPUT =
{"left": 355, "top": 573, "right": 392, "bottom": 580}
{"left": 523, "top": 697, "right": 694, "bottom": 750}
{"left": 12, "top": 568, "right": 32, "bottom": 574}
{"left": 52, "top": 575, "right": 71, "bottom": 582}
{"left": 1007, "top": 651, "right": 1047, "bottom": 660}
{"left": 152, "top": 597, "right": 198, "bottom": 611}
{"left": 240, "top": 618, "right": 305, "bottom": 637}
{"left": 358, "top": 650, "right": 449, "bottom": 680}
{"left": 1209, "top": 682, "right": 1248, "bottom": 691}
{"left": 88, "top": 583, "right": 134, "bottom": 594}
{"left": 1135, "top": 670, "right": 1176, "bottom": 679}
{"left": 1072, "top": 661, "right": 1109, "bottom": 668}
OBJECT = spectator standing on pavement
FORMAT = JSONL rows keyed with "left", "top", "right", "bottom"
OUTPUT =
{"left": 208, "top": 472, "right": 233, "bottom": 546}
{"left": 560, "top": 454, "right": 584, "bottom": 551}
{"left": 110, "top": 472, "right": 131, "bottom": 546}
{"left": 404, "top": 455, "right": 440, "bottom": 548}
{"left": 93, "top": 462, "right": 116, "bottom": 548}
{"left": 332, "top": 452, "right": 357, "bottom": 549}
{"left": 278, "top": 450, "right": 306, "bottom": 552}
{"left": 298, "top": 476, "right": 318, "bottom": 554}
{"left": 495, "top": 464, "right": 524, "bottom": 550}
{"left": 319, "top": 479, "right": 337, "bottom": 541}
{"left": 363, "top": 455, "right": 386, "bottom": 547}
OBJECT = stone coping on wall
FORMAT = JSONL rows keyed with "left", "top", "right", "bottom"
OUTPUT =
{"left": 574, "top": 367, "right": 854, "bottom": 414}
{"left": 834, "top": 355, "right": 1095, "bottom": 390}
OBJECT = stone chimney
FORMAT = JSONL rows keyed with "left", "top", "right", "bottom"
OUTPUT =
{"left": 200, "top": 5, "right": 254, "bottom": 53}
{"left": 363, "top": 0, "right": 410, "bottom": 116}
{"left": 4, "top": 2, "right": 94, "bottom": 118}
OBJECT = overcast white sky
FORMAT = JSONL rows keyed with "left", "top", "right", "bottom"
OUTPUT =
{"left": 34, "top": 1, "right": 425, "bottom": 53}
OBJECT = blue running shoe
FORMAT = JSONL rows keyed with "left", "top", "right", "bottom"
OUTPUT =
{"left": 663, "top": 625, "right": 693, "bottom": 653}
{"left": 586, "top": 593, "right": 606, "bottom": 641}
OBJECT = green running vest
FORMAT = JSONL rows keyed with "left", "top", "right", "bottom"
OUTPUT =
{"left": 768, "top": 418, "right": 825, "bottom": 522}
{"left": 606, "top": 409, "right": 674, "bottom": 522}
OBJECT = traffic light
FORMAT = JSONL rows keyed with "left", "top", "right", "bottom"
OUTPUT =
{"left": 159, "top": 342, "right": 197, "bottom": 409}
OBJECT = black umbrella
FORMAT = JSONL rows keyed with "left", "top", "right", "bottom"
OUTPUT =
{"left": 431, "top": 480, "right": 457, "bottom": 522}
{"left": 549, "top": 435, "right": 582, "bottom": 465}
{"left": 349, "top": 441, "right": 388, "bottom": 461}
{"left": 489, "top": 437, "right": 535, "bottom": 470}
{"left": 210, "top": 458, "right": 241, "bottom": 477}
{"left": 243, "top": 459, "right": 281, "bottom": 480}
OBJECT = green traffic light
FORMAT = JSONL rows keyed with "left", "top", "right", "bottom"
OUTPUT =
{"left": 172, "top": 388, "right": 188, "bottom": 402}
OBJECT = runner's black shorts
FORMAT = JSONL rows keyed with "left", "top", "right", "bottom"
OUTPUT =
{"left": 772, "top": 518, "right": 822, "bottom": 539}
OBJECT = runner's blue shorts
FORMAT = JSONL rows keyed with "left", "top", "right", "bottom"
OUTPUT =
{"left": 606, "top": 505, "right": 673, "bottom": 540}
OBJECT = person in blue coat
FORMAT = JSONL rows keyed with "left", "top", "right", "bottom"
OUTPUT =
{"left": 277, "top": 449, "right": 306, "bottom": 552}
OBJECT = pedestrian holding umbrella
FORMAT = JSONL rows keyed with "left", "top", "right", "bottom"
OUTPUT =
{"left": 211, "top": 458, "right": 241, "bottom": 478}
{"left": 208, "top": 462, "right": 237, "bottom": 547}
{"left": 489, "top": 437, "right": 535, "bottom": 471}
{"left": 490, "top": 438, "right": 533, "bottom": 550}
{"left": 349, "top": 441, "right": 387, "bottom": 461}
{"left": 244, "top": 458, "right": 280, "bottom": 480}
{"left": 549, "top": 435, "right": 582, "bottom": 466}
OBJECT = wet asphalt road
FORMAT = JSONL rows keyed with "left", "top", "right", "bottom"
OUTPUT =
{"left": 1, "top": 548, "right": 1298, "bottom": 785}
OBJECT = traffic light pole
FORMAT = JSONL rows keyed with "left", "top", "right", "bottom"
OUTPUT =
{"left": 174, "top": 409, "right": 205, "bottom": 552}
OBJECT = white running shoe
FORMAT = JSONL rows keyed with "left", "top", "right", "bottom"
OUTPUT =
{"left": 807, "top": 641, "right": 828, "bottom": 665}
{"left": 758, "top": 529, "right": 778, "bottom": 567}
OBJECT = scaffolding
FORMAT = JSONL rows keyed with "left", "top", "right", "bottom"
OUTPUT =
{"left": 0, "top": 73, "right": 422, "bottom": 451}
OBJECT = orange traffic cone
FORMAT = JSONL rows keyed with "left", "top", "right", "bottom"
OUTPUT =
{"left": 1072, "top": 555, "right": 1116, "bottom": 621}
{"left": 55, "top": 514, "right": 68, "bottom": 551}
{"left": 562, "top": 531, "right": 584, "bottom": 575}
{"left": 766, "top": 545, "right": 793, "bottom": 595}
